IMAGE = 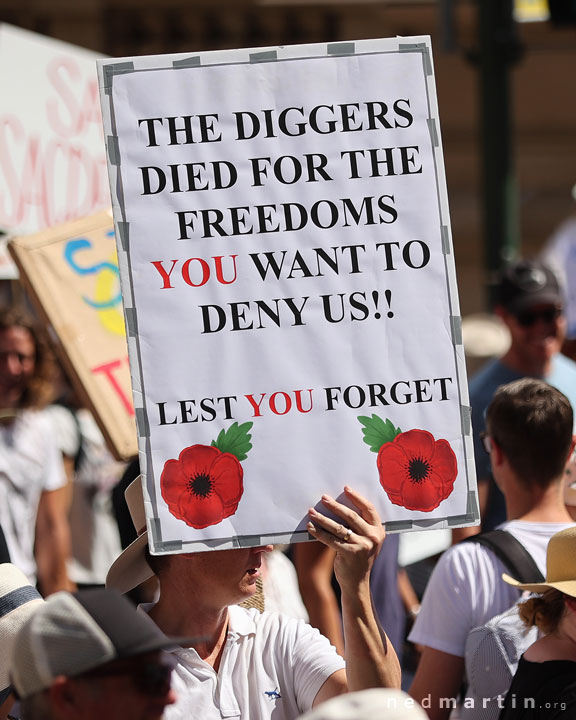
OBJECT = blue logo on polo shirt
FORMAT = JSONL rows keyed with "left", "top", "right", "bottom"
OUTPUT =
{"left": 264, "top": 687, "right": 282, "bottom": 700}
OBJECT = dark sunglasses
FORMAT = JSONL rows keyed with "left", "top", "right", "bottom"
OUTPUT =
{"left": 77, "top": 657, "right": 175, "bottom": 697}
{"left": 515, "top": 307, "right": 562, "bottom": 328}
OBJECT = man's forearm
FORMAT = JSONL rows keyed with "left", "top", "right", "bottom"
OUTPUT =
{"left": 35, "top": 491, "right": 75, "bottom": 596}
{"left": 306, "top": 488, "right": 401, "bottom": 691}
{"left": 293, "top": 543, "right": 345, "bottom": 655}
{"left": 341, "top": 579, "right": 401, "bottom": 690}
{"left": 409, "top": 646, "right": 464, "bottom": 720}
{"left": 35, "top": 523, "right": 73, "bottom": 595}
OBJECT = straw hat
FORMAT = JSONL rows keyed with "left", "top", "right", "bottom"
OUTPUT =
{"left": 462, "top": 313, "right": 510, "bottom": 359}
{"left": 106, "top": 477, "right": 154, "bottom": 593}
{"left": 503, "top": 526, "right": 576, "bottom": 595}
{"left": 0, "top": 564, "right": 44, "bottom": 692}
{"left": 107, "top": 477, "right": 266, "bottom": 612}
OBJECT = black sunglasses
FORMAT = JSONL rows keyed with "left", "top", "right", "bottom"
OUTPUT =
{"left": 515, "top": 307, "right": 562, "bottom": 328}
{"left": 77, "top": 657, "right": 175, "bottom": 697}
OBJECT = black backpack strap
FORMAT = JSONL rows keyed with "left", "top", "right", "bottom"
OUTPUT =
{"left": 464, "top": 529, "right": 545, "bottom": 584}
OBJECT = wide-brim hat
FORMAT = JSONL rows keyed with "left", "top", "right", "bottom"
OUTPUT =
{"left": 0, "top": 564, "right": 44, "bottom": 691}
{"left": 106, "top": 477, "right": 155, "bottom": 594}
{"left": 107, "top": 477, "right": 267, "bottom": 612}
{"left": 503, "top": 526, "right": 576, "bottom": 595}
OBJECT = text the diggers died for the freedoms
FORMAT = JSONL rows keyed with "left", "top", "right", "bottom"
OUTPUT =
{"left": 131, "top": 99, "right": 448, "bottom": 425}
{"left": 138, "top": 100, "right": 426, "bottom": 331}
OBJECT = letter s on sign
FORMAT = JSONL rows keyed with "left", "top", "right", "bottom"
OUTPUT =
{"left": 46, "top": 56, "right": 83, "bottom": 138}
{"left": 63, "top": 233, "right": 125, "bottom": 336}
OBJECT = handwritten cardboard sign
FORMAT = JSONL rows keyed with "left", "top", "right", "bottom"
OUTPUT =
{"left": 98, "top": 37, "right": 478, "bottom": 553}
{"left": 8, "top": 211, "right": 137, "bottom": 460}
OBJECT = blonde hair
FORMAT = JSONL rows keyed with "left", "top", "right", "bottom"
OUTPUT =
{"left": 518, "top": 588, "right": 567, "bottom": 635}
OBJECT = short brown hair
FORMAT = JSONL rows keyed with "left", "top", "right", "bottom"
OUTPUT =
{"left": 486, "top": 378, "right": 573, "bottom": 488}
{"left": 0, "top": 306, "right": 56, "bottom": 409}
{"left": 518, "top": 588, "right": 566, "bottom": 634}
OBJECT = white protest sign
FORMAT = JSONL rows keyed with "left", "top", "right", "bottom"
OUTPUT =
{"left": 98, "top": 37, "right": 478, "bottom": 554}
{"left": 0, "top": 24, "right": 109, "bottom": 239}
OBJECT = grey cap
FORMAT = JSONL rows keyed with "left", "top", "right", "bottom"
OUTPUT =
{"left": 11, "top": 589, "right": 180, "bottom": 699}
{"left": 495, "top": 259, "right": 563, "bottom": 314}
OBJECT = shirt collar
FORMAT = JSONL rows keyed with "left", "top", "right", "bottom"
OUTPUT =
{"left": 227, "top": 605, "right": 258, "bottom": 638}
{"left": 138, "top": 602, "right": 258, "bottom": 642}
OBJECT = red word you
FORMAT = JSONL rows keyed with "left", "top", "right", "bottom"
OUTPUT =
{"left": 245, "top": 389, "right": 314, "bottom": 418}
{"left": 151, "top": 255, "right": 238, "bottom": 289}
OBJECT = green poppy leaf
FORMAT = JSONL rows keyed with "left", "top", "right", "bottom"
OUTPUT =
{"left": 358, "top": 414, "right": 401, "bottom": 453}
{"left": 213, "top": 421, "right": 254, "bottom": 461}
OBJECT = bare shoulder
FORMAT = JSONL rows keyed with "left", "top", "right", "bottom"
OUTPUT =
{"left": 524, "top": 635, "right": 576, "bottom": 663}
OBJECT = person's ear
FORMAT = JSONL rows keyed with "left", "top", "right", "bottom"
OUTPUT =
{"left": 494, "top": 306, "right": 516, "bottom": 331}
{"left": 564, "top": 596, "right": 576, "bottom": 614}
{"left": 490, "top": 436, "right": 506, "bottom": 469}
{"left": 493, "top": 305, "right": 507, "bottom": 322}
{"left": 48, "top": 676, "right": 80, "bottom": 717}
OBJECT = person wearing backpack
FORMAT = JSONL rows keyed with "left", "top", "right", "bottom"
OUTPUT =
{"left": 461, "top": 465, "right": 576, "bottom": 720}
{"left": 408, "top": 378, "right": 575, "bottom": 720}
{"left": 497, "top": 526, "right": 576, "bottom": 719}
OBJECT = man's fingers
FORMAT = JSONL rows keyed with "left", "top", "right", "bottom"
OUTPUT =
{"left": 308, "top": 487, "right": 384, "bottom": 552}
{"left": 318, "top": 493, "right": 375, "bottom": 535}
{"left": 306, "top": 520, "right": 354, "bottom": 547}
{"left": 343, "top": 486, "right": 382, "bottom": 527}
{"left": 308, "top": 506, "right": 355, "bottom": 537}
{"left": 310, "top": 500, "right": 372, "bottom": 543}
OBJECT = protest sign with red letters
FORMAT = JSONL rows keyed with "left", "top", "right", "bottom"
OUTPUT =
{"left": 98, "top": 37, "right": 478, "bottom": 553}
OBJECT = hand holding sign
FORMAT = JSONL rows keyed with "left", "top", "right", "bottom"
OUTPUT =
{"left": 307, "top": 487, "right": 385, "bottom": 588}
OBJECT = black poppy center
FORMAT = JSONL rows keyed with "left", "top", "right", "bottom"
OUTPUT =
{"left": 408, "top": 456, "right": 430, "bottom": 483}
{"left": 188, "top": 472, "right": 213, "bottom": 498}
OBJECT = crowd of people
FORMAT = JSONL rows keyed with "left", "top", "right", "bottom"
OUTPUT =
{"left": 0, "top": 255, "right": 575, "bottom": 719}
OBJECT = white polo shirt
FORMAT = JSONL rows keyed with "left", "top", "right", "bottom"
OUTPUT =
{"left": 146, "top": 604, "right": 345, "bottom": 720}
{"left": 409, "top": 520, "right": 575, "bottom": 658}
{"left": 0, "top": 410, "right": 66, "bottom": 582}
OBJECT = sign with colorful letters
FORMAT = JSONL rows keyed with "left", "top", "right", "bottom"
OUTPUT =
{"left": 8, "top": 211, "right": 137, "bottom": 460}
{"left": 98, "top": 36, "right": 478, "bottom": 553}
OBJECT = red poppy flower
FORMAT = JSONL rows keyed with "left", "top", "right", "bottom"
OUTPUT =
{"left": 376, "top": 429, "right": 457, "bottom": 512}
{"left": 161, "top": 444, "right": 244, "bottom": 529}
